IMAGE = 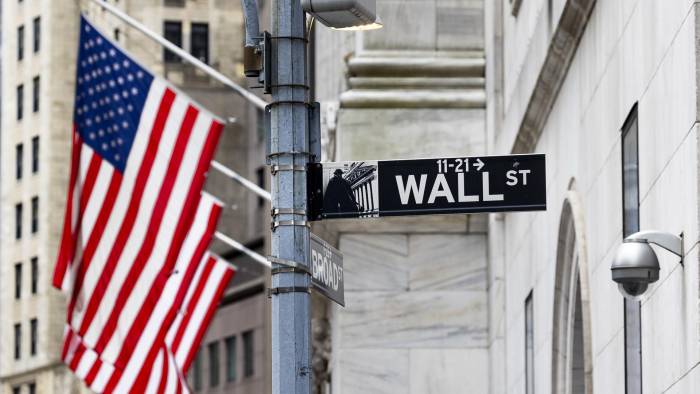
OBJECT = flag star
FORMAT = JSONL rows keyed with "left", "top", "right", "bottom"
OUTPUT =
{"left": 102, "top": 143, "right": 109, "bottom": 150}
{"left": 91, "top": 70, "right": 97, "bottom": 78}
{"left": 117, "top": 107, "right": 124, "bottom": 115}
{"left": 89, "top": 132, "right": 96, "bottom": 139}
{"left": 117, "top": 137, "right": 124, "bottom": 145}
{"left": 105, "top": 97, "right": 111, "bottom": 104}
{"left": 85, "top": 74, "right": 91, "bottom": 82}
{"left": 109, "top": 48, "right": 116, "bottom": 57}
{"left": 122, "top": 91, "right": 129, "bottom": 98}
{"left": 127, "top": 105, "right": 133, "bottom": 112}
{"left": 96, "top": 37, "right": 103, "bottom": 45}
{"left": 137, "top": 71, "right": 144, "bottom": 79}
{"left": 131, "top": 87, "right": 138, "bottom": 95}
{"left": 113, "top": 93, "right": 120, "bottom": 101}
{"left": 114, "top": 63, "right": 121, "bottom": 71}
{"left": 86, "top": 119, "right": 92, "bottom": 126}
{"left": 85, "top": 25, "right": 91, "bottom": 32}
{"left": 100, "top": 52, "right": 107, "bottom": 60}
{"left": 117, "top": 76, "right": 124, "bottom": 85}
{"left": 123, "top": 60, "right": 130, "bottom": 68}
{"left": 98, "top": 129, "right": 105, "bottom": 137}
{"left": 127, "top": 74, "right": 134, "bottom": 81}
{"left": 111, "top": 140, "right": 117, "bottom": 148}
{"left": 92, "top": 102, "right": 98, "bottom": 109}
{"left": 115, "top": 154, "right": 121, "bottom": 161}
{"left": 122, "top": 121, "right": 129, "bottom": 129}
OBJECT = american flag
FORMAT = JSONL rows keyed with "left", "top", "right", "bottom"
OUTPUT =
{"left": 54, "top": 15, "right": 234, "bottom": 392}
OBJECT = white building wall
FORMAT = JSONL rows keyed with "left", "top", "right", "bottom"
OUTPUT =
{"left": 488, "top": 0, "right": 700, "bottom": 392}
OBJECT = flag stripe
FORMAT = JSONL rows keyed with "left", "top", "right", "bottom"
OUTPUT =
{"left": 69, "top": 86, "right": 176, "bottom": 337}
{"left": 54, "top": 133, "right": 83, "bottom": 289}
{"left": 80, "top": 104, "right": 199, "bottom": 344}
{"left": 178, "top": 262, "right": 234, "bottom": 372}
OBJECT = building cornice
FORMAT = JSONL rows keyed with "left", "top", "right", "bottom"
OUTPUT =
{"left": 511, "top": 0, "right": 596, "bottom": 153}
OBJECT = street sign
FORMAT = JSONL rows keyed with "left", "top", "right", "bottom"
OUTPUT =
{"left": 308, "top": 154, "right": 546, "bottom": 219}
{"left": 310, "top": 233, "right": 344, "bottom": 306}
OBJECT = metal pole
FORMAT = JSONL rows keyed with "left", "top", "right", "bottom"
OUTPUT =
{"left": 270, "top": 0, "right": 312, "bottom": 393}
{"left": 624, "top": 299, "right": 642, "bottom": 393}
{"left": 89, "top": 0, "right": 268, "bottom": 110}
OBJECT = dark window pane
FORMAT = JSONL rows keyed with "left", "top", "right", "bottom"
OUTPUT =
{"left": 18, "top": 25, "right": 24, "bottom": 60}
{"left": 193, "top": 348, "right": 203, "bottom": 390}
{"left": 622, "top": 107, "right": 639, "bottom": 237}
{"left": 243, "top": 330, "right": 254, "bottom": 377}
{"left": 209, "top": 342, "right": 220, "bottom": 387}
{"left": 257, "top": 167, "right": 265, "bottom": 207}
{"left": 524, "top": 291, "right": 534, "bottom": 394}
{"left": 29, "top": 383, "right": 36, "bottom": 394}
{"left": 191, "top": 23, "right": 209, "bottom": 64}
{"left": 163, "top": 21, "right": 182, "bottom": 63}
{"left": 12, "top": 387, "right": 20, "bottom": 394}
{"left": 31, "top": 257, "right": 38, "bottom": 294}
{"left": 14, "top": 323, "right": 21, "bottom": 360}
{"left": 32, "top": 136, "right": 39, "bottom": 173}
{"left": 164, "top": 0, "right": 185, "bottom": 6}
{"left": 114, "top": 28, "right": 120, "bottom": 42}
{"left": 17, "top": 84, "right": 24, "bottom": 120}
{"left": 33, "top": 17, "right": 40, "bottom": 53}
{"left": 33, "top": 76, "right": 40, "bottom": 112}
{"left": 16, "top": 203, "right": 23, "bottom": 240}
{"left": 16, "top": 144, "right": 23, "bottom": 180}
{"left": 30, "top": 318, "right": 37, "bottom": 356}
{"left": 15, "top": 263, "right": 22, "bottom": 299}
{"left": 31, "top": 196, "right": 39, "bottom": 234}
{"left": 225, "top": 336, "right": 236, "bottom": 382}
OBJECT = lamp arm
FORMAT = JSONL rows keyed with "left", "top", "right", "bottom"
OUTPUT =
{"left": 625, "top": 230, "right": 683, "bottom": 258}
{"left": 241, "top": 0, "right": 262, "bottom": 47}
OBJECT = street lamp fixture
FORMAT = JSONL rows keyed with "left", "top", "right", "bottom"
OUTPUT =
{"left": 302, "top": 0, "right": 383, "bottom": 30}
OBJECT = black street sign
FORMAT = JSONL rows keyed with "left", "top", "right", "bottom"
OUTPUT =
{"left": 310, "top": 233, "right": 344, "bottom": 306}
{"left": 308, "top": 154, "right": 546, "bottom": 220}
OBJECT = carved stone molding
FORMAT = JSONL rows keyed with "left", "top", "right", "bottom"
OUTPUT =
{"left": 511, "top": 0, "right": 597, "bottom": 153}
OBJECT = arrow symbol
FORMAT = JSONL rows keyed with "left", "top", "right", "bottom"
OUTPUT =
{"left": 473, "top": 158, "right": 485, "bottom": 171}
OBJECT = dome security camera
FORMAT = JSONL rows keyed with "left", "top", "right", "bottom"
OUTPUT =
{"left": 610, "top": 231, "right": 683, "bottom": 300}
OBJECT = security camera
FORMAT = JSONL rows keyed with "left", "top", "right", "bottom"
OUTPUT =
{"left": 610, "top": 231, "right": 683, "bottom": 300}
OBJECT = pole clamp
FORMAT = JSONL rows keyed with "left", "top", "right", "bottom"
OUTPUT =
{"left": 267, "top": 286, "right": 311, "bottom": 298}
{"left": 271, "top": 165, "right": 306, "bottom": 174}
{"left": 267, "top": 256, "right": 311, "bottom": 274}
{"left": 271, "top": 220, "right": 311, "bottom": 230}
{"left": 267, "top": 151, "right": 312, "bottom": 159}
{"left": 272, "top": 208, "right": 307, "bottom": 217}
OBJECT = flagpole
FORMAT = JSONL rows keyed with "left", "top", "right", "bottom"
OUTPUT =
{"left": 211, "top": 161, "right": 271, "bottom": 201}
{"left": 214, "top": 231, "right": 272, "bottom": 268}
{"left": 88, "top": 0, "right": 268, "bottom": 110}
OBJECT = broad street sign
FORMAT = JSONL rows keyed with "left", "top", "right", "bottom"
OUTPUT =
{"left": 308, "top": 154, "right": 546, "bottom": 220}
{"left": 310, "top": 233, "right": 344, "bottom": 306}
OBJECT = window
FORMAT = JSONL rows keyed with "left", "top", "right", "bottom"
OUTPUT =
{"left": 33, "top": 17, "right": 40, "bottom": 53}
{"left": 163, "top": 21, "right": 182, "bottom": 63}
{"left": 192, "top": 348, "right": 203, "bottom": 390}
{"left": 114, "top": 28, "right": 120, "bottom": 42}
{"left": 18, "top": 25, "right": 24, "bottom": 60}
{"left": 191, "top": 23, "right": 209, "bottom": 64}
{"left": 209, "top": 342, "right": 220, "bottom": 387}
{"left": 16, "top": 203, "right": 23, "bottom": 240}
{"left": 17, "top": 84, "right": 24, "bottom": 120}
{"left": 30, "top": 318, "right": 37, "bottom": 356}
{"left": 524, "top": 291, "right": 534, "bottom": 394}
{"left": 12, "top": 387, "right": 20, "bottom": 394}
{"left": 31, "top": 196, "right": 39, "bottom": 234}
{"left": 32, "top": 76, "right": 40, "bottom": 112}
{"left": 29, "top": 383, "right": 36, "bottom": 394}
{"left": 622, "top": 105, "right": 639, "bottom": 237}
{"left": 14, "top": 323, "right": 21, "bottom": 360}
{"left": 225, "top": 336, "right": 236, "bottom": 382}
{"left": 16, "top": 144, "right": 24, "bottom": 180}
{"left": 15, "top": 263, "right": 22, "bottom": 299}
{"left": 257, "top": 167, "right": 265, "bottom": 207}
{"left": 511, "top": 0, "right": 524, "bottom": 16}
{"left": 31, "top": 257, "right": 38, "bottom": 294}
{"left": 31, "top": 136, "right": 39, "bottom": 173}
{"left": 164, "top": 0, "right": 185, "bottom": 6}
{"left": 243, "top": 330, "right": 254, "bottom": 377}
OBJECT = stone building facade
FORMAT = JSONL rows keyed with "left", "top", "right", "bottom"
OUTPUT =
{"left": 484, "top": 0, "right": 700, "bottom": 392}
{"left": 0, "top": 1, "right": 269, "bottom": 393}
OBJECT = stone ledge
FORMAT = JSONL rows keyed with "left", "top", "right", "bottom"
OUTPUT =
{"left": 340, "top": 89, "right": 486, "bottom": 109}
{"left": 348, "top": 56, "right": 485, "bottom": 78}
{"left": 348, "top": 76, "right": 485, "bottom": 90}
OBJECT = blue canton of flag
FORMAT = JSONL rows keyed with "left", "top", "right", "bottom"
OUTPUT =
{"left": 74, "top": 16, "right": 154, "bottom": 172}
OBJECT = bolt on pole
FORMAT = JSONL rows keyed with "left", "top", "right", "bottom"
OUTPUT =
{"left": 270, "top": 0, "right": 313, "bottom": 393}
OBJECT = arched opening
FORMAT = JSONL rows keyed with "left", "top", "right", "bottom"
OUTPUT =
{"left": 551, "top": 190, "right": 593, "bottom": 394}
